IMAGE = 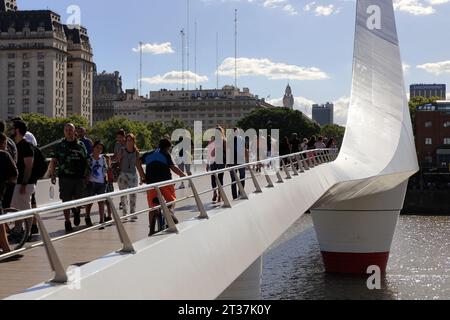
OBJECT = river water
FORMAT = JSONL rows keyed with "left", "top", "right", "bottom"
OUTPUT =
{"left": 261, "top": 215, "right": 450, "bottom": 300}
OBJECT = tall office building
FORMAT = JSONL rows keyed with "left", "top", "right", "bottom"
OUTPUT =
{"left": 410, "top": 84, "right": 446, "bottom": 100}
{"left": 312, "top": 102, "right": 334, "bottom": 126}
{"left": 0, "top": 1, "right": 94, "bottom": 123}
{"left": 64, "top": 25, "right": 94, "bottom": 124}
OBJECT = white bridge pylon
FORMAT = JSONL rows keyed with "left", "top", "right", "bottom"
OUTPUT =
{"left": 6, "top": 0, "right": 417, "bottom": 300}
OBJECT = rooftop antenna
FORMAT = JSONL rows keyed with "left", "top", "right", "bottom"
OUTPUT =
{"left": 139, "top": 41, "right": 143, "bottom": 96}
{"left": 234, "top": 8, "right": 238, "bottom": 89}
{"left": 186, "top": 0, "right": 190, "bottom": 90}
{"left": 180, "top": 29, "right": 186, "bottom": 90}
{"left": 194, "top": 20, "right": 197, "bottom": 89}
{"left": 216, "top": 32, "right": 219, "bottom": 90}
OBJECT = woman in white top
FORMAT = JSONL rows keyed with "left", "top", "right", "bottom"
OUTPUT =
{"left": 85, "top": 141, "right": 110, "bottom": 228}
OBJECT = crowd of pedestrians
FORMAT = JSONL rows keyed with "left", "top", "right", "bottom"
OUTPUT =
{"left": 0, "top": 118, "right": 340, "bottom": 259}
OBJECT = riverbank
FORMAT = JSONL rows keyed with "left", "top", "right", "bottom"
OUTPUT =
{"left": 403, "top": 190, "right": 450, "bottom": 216}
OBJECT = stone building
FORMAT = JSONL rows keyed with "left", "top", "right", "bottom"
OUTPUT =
{"left": 93, "top": 70, "right": 124, "bottom": 123}
{"left": 0, "top": 1, "right": 94, "bottom": 123}
{"left": 113, "top": 86, "right": 274, "bottom": 128}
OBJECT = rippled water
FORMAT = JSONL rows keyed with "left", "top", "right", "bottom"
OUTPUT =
{"left": 261, "top": 215, "right": 450, "bottom": 300}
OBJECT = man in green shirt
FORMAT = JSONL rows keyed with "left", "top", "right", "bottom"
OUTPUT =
{"left": 48, "top": 123, "right": 89, "bottom": 233}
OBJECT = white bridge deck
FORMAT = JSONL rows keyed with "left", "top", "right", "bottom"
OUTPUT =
{"left": 0, "top": 173, "right": 259, "bottom": 299}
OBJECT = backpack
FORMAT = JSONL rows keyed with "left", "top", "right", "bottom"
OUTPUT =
{"left": 31, "top": 146, "right": 48, "bottom": 180}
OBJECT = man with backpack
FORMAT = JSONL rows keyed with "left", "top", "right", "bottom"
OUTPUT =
{"left": 8, "top": 121, "right": 37, "bottom": 240}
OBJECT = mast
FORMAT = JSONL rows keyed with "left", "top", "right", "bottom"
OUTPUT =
{"left": 234, "top": 8, "right": 238, "bottom": 89}
{"left": 139, "top": 41, "right": 143, "bottom": 96}
{"left": 180, "top": 29, "right": 186, "bottom": 90}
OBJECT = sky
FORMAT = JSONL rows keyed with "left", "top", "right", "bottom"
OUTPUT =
{"left": 20, "top": 0, "right": 450, "bottom": 125}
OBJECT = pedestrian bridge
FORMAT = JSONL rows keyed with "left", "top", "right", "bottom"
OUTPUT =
{"left": 0, "top": 0, "right": 418, "bottom": 300}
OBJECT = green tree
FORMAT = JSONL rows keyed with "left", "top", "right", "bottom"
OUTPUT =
{"left": 90, "top": 117, "right": 153, "bottom": 153}
{"left": 321, "top": 124, "right": 346, "bottom": 144}
{"left": 237, "top": 108, "right": 321, "bottom": 140}
{"left": 409, "top": 96, "right": 440, "bottom": 122}
{"left": 19, "top": 113, "right": 88, "bottom": 147}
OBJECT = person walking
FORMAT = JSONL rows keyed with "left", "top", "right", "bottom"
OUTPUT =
{"left": 76, "top": 127, "right": 93, "bottom": 156}
{"left": 140, "top": 138, "right": 186, "bottom": 236}
{"left": 10, "top": 117, "right": 37, "bottom": 147}
{"left": 0, "top": 121, "right": 17, "bottom": 212}
{"left": 85, "top": 141, "right": 112, "bottom": 229}
{"left": 229, "top": 128, "right": 247, "bottom": 200}
{"left": 0, "top": 133, "right": 18, "bottom": 257}
{"left": 174, "top": 137, "right": 192, "bottom": 189}
{"left": 117, "top": 134, "right": 145, "bottom": 220}
{"left": 8, "top": 121, "right": 37, "bottom": 242}
{"left": 315, "top": 136, "right": 326, "bottom": 149}
{"left": 48, "top": 123, "right": 90, "bottom": 233}
{"left": 207, "top": 127, "right": 227, "bottom": 203}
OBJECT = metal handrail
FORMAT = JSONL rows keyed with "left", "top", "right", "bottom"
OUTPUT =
{"left": 0, "top": 148, "right": 338, "bottom": 281}
{"left": 0, "top": 148, "right": 336, "bottom": 225}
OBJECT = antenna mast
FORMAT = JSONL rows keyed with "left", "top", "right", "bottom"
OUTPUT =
{"left": 194, "top": 20, "right": 197, "bottom": 90}
{"left": 216, "top": 32, "right": 219, "bottom": 89}
{"left": 180, "top": 29, "right": 186, "bottom": 90}
{"left": 139, "top": 41, "right": 143, "bottom": 96}
{"left": 186, "top": 0, "right": 190, "bottom": 90}
{"left": 234, "top": 9, "right": 238, "bottom": 89}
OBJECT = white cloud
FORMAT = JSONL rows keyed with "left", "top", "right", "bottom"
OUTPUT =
{"left": 268, "top": 95, "right": 350, "bottom": 125}
{"left": 315, "top": 5, "right": 340, "bottom": 16}
{"left": 142, "top": 71, "right": 208, "bottom": 85}
{"left": 218, "top": 57, "right": 329, "bottom": 81}
{"left": 132, "top": 42, "right": 174, "bottom": 55}
{"left": 282, "top": 4, "right": 298, "bottom": 15}
{"left": 393, "top": 0, "right": 435, "bottom": 15}
{"left": 416, "top": 60, "right": 450, "bottom": 75}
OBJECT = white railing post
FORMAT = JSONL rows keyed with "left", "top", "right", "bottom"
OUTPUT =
{"left": 155, "top": 188, "right": 179, "bottom": 233}
{"left": 189, "top": 179, "right": 209, "bottom": 219}
{"left": 34, "top": 213, "right": 68, "bottom": 284}
{"left": 232, "top": 169, "right": 248, "bottom": 200}
{"left": 107, "top": 197, "right": 136, "bottom": 254}
{"left": 214, "top": 173, "right": 232, "bottom": 208}
{"left": 290, "top": 156, "right": 299, "bottom": 176}
{"left": 261, "top": 166, "right": 274, "bottom": 188}
{"left": 248, "top": 166, "right": 263, "bottom": 193}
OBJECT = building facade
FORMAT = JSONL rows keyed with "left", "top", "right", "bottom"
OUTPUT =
{"left": 312, "top": 102, "right": 334, "bottom": 126}
{"left": 64, "top": 25, "right": 94, "bottom": 124}
{"left": 1, "top": 0, "right": 17, "bottom": 11}
{"left": 410, "top": 84, "right": 446, "bottom": 100}
{"left": 93, "top": 70, "right": 124, "bottom": 123}
{"left": 113, "top": 86, "right": 274, "bottom": 128}
{"left": 0, "top": 1, "right": 94, "bottom": 124}
{"left": 415, "top": 101, "right": 450, "bottom": 169}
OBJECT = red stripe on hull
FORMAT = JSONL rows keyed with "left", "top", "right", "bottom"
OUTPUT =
{"left": 321, "top": 252, "right": 390, "bottom": 274}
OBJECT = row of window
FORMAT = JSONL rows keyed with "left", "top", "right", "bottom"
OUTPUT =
{"left": 7, "top": 52, "right": 46, "bottom": 59}
{"left": 424, "top": 121, "right": 450, "bottom": 128}
{"left": 425, "top": 138, "right": 450, "bottom": 145}
{"left": 7, "top": 70, "right": 45, "bottom": 78}
{"left": 7, "top": 97, "right": 45, "bottom": 106}
{"left": 8, "top": 80, "right": 45, "bottom": 88}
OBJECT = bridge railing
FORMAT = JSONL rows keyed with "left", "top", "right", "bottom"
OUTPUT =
{"left": 0, "top": 148, "right": 338, "bottom": 283}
